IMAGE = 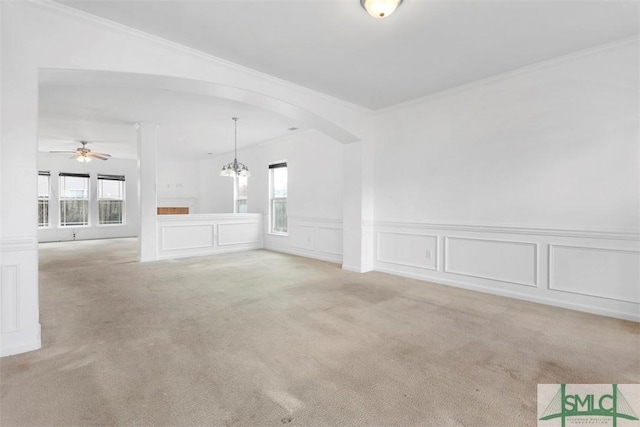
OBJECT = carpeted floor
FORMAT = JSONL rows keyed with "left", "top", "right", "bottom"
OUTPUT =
{"left": 1, "top": 237, "right": 638, "bottom": 426}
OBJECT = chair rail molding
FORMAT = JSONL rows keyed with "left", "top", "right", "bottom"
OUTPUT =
{"left": 372, "top": 220, "right": 640, "bottom": 322}
{"left": 373, "top": 220, "right": 639, "bottom": 241}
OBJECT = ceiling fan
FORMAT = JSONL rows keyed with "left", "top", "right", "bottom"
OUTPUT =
{"left": 50, "top": 141, "right": 112, "bottom": 162}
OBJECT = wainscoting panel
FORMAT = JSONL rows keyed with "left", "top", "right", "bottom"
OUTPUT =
{"left": 162, "top": 225, "right": 214, "bottom": 250}
{"left": 264, "top": 216, "right": 343, "bottom": 264}
{"left": 289, "top": 225, "right": 315, "bottom": 251}
{"left": 218, "top": 222, "right": 262, "bottom": 246}
{"left": 1, "top": 265, "right": 19, "bottom": 333}
{"left": 376, "top": 232, "right": 437, "bottom": 270}
{"left": 373, "top": 221, "right": 640, "bottom": 322}
{"left": 317, "top": 227, "right": 343, "bottom": 256}
{"left": 445, "top": 237, "right": 537, "bottom": 287}
{"left": 0, "top": 237, "right": 41, "bottom": 357}
{"left": 549, "top": 245, "right": 640, "bottom": 303}
{"left": 156, "top": 214, "right": 263, "bottom": 260}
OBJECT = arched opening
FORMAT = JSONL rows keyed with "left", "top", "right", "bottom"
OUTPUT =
{"left": 37, "top": 69, "right": 358, "bottom": 261}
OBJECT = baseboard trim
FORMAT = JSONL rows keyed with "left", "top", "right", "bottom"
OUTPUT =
{"left": 342, "top": 264, "right": 374, "bottom": 273}
{"left": 1, "top": 324, "right": 42, "bottom": 357}
{"left": 156, "top": 244, "right": 263, "bottom": 261}
{"left": 374, "top": 266, "right": 640, "bottom": 323}
{"left": 265, "top": 246, "right": 342, "bottom": 265}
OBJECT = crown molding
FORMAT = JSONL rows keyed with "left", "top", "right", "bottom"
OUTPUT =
{"left": 28, "top": 0, "right": 373, "bottom": 115}
{"left": 377, "top": 35, "right": 640, "bottom": 115}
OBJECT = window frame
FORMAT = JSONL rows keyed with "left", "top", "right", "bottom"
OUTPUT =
{"left": 59, "top": 172, "right": 91, "bottom": 228}
{"left": 38, "top": 171, "right": 51, "bottom": 228}
{"left": 268, "top": 161, "right": 288, "bottom": 235}
{"left": 235, "top": 174, "right": 248, "bottom": 214}
{"left": 97, "top": 174, "right": 126, "bottom": 226}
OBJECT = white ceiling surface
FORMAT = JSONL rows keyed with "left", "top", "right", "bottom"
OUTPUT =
{"left": 55, "top": 0, "right": 639, "bottom": 110}
{"left": 39, "top": 0, "right": 639, "bottom": 160}
{"left": 39, "top": 84, "right": 304, "bottom": 160}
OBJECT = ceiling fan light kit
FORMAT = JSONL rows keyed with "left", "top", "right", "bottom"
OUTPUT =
{"left": 50, "top": 141, "right": 112, "bottom": 162}
{"left": 360, "top": 0, "right": 403, "bottom": 19}
{"left": 220, "top": 117, "right": 251, "bottom": 178}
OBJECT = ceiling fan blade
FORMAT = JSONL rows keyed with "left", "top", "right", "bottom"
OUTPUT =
{"left": 51, "top": 142, "right": 111, "bottom": 160}
{"left": 91, "top": 152, "right": 111, "bottom": 158}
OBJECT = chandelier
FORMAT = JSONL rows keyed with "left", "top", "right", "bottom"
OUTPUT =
{"left": 220, "top": 117, "right": 250, "bottom": 177}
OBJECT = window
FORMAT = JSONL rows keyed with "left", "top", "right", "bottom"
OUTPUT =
{"left": 59, "top": 173, "right": 90, "bottom": 227}
{"left": 269, "top": 162, "right": 287, "bottom": 234}
{"left": 38, "top": 171, "right": 50, "bottom": 227}
{"left": 236, "top": 175, "right": 248, "bottom": 214}
{"left": 98, "top": 174, "right": 125, "bottom": 225}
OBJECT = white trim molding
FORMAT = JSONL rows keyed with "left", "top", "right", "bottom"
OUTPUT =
{"left": 265, "top": 216, "right": 343, "bottom": 264}
{"left": 373, "top": 221, "right": 640, "bottom": 322}
{"left": 374, "top": 220, "right": 639, "bottom": 241}
{"left": 0, "top": 237, "right": 38, "bottom": 252}
{"left": 548, "top": 244, "right": 640, "bottom": 304}
{"left": 0, "top": 237, "right": 42, "bottom": 357}
{"left": 444, "top": 236, "right": 538, "bottom": 288}
{"left": 378, "top": 36, "right": 640, "bottom": 114}
{"left": 376, "top": 231, "right": 438, "bottom": 271}
{"left": 157, "top": 214, "right": 263, "bottom": 260}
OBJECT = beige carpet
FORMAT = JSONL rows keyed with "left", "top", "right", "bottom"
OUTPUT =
{"left": 1, "top": 238, "right": 638, "bottom": 426}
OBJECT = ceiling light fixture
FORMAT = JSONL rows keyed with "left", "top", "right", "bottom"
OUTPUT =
{"left": 360, "top": 0, "right": 403, "bottom": 18}
{"left": 76, "top": 153, "right": 92, "bottom": 163}
{"left": 49, "top": 140, "right": 111, "bottom": 162}
{"left": 220, "top": 117, "right": 250, "bottom": 178}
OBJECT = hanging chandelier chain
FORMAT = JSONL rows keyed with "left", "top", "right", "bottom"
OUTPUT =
{"left": 233, "top": 117, "right": 238, "bottom": 160}
{"left": 220, "top": 116, "right": 250, "bottom": 178}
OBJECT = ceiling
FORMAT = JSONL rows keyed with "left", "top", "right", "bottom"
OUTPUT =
{"left": 39, "top": 0, "right": 639, "bottom": 161}
{"left": 55, "top": 0, "right": 639, "bottom": 110}
{"left": 39, "top": 82, "right": 304, "bottom": 160}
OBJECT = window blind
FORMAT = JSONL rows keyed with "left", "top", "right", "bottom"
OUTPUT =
{"left": 59, "top": 172, "right": 90, "bottom": 178}
{"left": 97, "top": 174, "right": 125, "bottom": 181}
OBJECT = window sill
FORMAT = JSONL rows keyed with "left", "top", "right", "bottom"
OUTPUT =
{"left": 268, "top": 232, "right": 289, "bottom": 237}
{"left": 97, "top": 223, "right": 126, "bottom": 227}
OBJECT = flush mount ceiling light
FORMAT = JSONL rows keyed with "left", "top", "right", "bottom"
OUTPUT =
{"left": 360, "top": 0, "right": 403, "bottom": 18}
{"left": 220, "top": 117, "right": 251, "bottom": 178}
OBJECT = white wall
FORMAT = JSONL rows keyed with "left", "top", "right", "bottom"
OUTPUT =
{"left": 372, "top": 39, "right": 640, "bottom": 321}
{"left": 2, "top": 0, "right": 637, "bottom": 359}
{"left": 198, "top": 151, "right": 244, "bottom": 214}
{"left": 0, "top": 1, "right": 370, "bottom": 357}
{"left": 200, "top": 129, "right": 345, "bottom": 263}
{"left": 37, "top": 153, "right": 139, "bottom": 242}
{"left": 375, "top": 40, "right": 639, "bottom": 230}
{"left": 157, "top": 159, "right": 200, "bottom": 213}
